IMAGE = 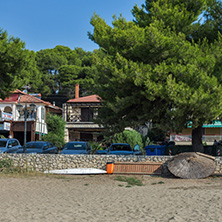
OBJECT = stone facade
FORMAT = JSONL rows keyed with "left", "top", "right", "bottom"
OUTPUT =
{"left": 0, "top": 154, "right": 222, "bottom": 175}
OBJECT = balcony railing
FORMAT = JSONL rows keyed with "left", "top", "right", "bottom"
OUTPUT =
{"left": 67, "top": 115, "right": 95, "bottom": 123}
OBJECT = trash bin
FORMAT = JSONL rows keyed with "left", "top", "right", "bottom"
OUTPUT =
{"left": 145, "top": 145, "right": 166, "bottom": 156}
{"left": 204, "top": 146, "right": 213, "bottom": 155}
{"left": 106, "top": 162, "right": 115, "bottom": 174}
{"left": 165, "top": 145, "right": 193, "bottom": 155}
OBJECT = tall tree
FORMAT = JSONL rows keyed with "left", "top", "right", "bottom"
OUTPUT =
{"left": 36, "top": 47, "right": 68, "bottom": 95}
{"left": 0, "top": 29, "right": 32, "bottom": 99}
{"left": 58, "top": 48, "right": 96, "bottom": 98}
{"left": 89, "top": 0, "right": 222, "bottom": 152}
{"left": 35, "top": 46, "right": 96, "bottom": 99}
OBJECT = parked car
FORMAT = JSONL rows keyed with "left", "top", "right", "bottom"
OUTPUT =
{"left": 16, "top": 141, "right": 58, "bottom": 154}
{"left": 60, "top": 141, "right": 92, "bottom": 154}
{"left": 96, "top": 143, "right": 142, "bottom": 155}
{"left": 0, "top": 138, "right": 22, "bottom": 153}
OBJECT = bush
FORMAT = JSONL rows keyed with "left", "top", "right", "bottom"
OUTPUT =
{"left": 42, "top": 113, "right": 65, "bottom": 149}
{"left": 112, "top": 130, "right": 143, "bottom": 151}
{"left": 147, "top": 127, "right": 166, "bottom": 142}
{"left": 88, "top": 141, "right": 103, "bottom": 153}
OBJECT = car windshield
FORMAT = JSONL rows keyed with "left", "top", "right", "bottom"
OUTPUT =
{"left": 64, "top": 143, "right": 87, "bottom": 150}
{"left": 25, "top": 143, "right": 43, "bottom": 149}
{"left": 0, "top": 141, "right": 7, "bottom": 147}
{"left": 111, "top": 144, "right": 132, "bottom": 151}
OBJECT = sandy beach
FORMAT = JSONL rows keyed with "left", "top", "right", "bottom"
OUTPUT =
{"left": 0, "top": 174, "right": 222, "bottom": 222}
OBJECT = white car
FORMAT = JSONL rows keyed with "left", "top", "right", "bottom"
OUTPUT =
{"left": 0, "top": 138, "right": 21, "bottom": 153}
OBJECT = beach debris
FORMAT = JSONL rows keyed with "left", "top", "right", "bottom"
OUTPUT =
{"left": 167, "top": 152, "right": 216, "bottom": 179}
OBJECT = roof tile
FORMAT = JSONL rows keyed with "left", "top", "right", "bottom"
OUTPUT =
{"left": 67, "top": 95, "right": 102, "bottom": 103}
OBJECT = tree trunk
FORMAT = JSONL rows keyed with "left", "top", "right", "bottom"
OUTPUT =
{"left": 192, "top": 126, "right": 204, "bottom": 153}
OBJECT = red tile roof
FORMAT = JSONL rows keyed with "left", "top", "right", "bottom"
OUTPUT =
{"left": 0, "top": 94, "right": 19, "bottom": 102}
{"left": 0, "top": 89, "right": 62, "bottom": 111}
{"left": 67, "top": 95, "right": 102, "bottom": 103}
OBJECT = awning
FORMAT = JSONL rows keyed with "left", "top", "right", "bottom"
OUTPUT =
{"left": 202, "top": 121, "right": 222, "bottom": 128}
{"left": 186, "top": 120, "right": 222, "bottom": 128}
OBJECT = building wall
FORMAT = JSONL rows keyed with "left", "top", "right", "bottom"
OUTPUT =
{"left": 64, "top": 102, "right": 104, "bottom": 142}
{"left": 205, "top": 128, "right": 221, "bottom": 135}
{"left": 171, "top": 127, "right": 222, "bottom": 145}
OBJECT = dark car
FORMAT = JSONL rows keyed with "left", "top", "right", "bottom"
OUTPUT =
{"left": 16, "top": 141, "right": 58, "bottom": 154}
{"left": 96, "top": 143, "right": 142, "bottom": 155}
{"left": 0, "top": 138, "right": 21, "bottom": 153}
{"left": 60, "top": 141, "right": 92, "bottom": 154}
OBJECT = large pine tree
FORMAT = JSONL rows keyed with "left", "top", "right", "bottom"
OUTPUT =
{"left": 0, "top": 29, "right": 34, "bottom": 99}
{"left": 89, "top": 0, "right": 222, "bottom": 152}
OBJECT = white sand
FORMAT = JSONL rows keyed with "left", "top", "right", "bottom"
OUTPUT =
{"left": 0, "top": 174, "right": 222, "bottom": 222}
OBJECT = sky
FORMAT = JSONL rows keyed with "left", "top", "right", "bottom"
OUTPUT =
{"left": 0, "top": 0, "right": 145, "bottom": 52}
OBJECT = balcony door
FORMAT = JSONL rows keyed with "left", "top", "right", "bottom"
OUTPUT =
{"left": 81, "top": 108, "right": 93, "bottom": 122}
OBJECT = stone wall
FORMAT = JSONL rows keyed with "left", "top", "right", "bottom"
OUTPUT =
{"left": 0, "top": 154, "right": 222, "bottom": 174}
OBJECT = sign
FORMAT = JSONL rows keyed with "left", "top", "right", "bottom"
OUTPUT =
{"left": 2, "top": 112, "right": 13, "bottom": 121}
{"left": 0, "top": 122, "right": 10, "bottom": 131}
{"left": 175, "top": 135, "right": 192, "bottom": 142}
{"left": 3, "top": 122, "right": 10, "bottom": 131}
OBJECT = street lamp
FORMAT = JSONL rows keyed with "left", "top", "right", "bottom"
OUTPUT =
{"left": 16, "top": 102, "right": 36, "bottom": 152}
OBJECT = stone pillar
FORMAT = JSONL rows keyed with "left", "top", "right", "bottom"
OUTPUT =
{"left": 64, "top": 127, "right": 69, "bottom": 142}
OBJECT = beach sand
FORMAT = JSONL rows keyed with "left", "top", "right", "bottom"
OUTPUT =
{"left": 0, "top": 174, "right": 222, "bottom": 222}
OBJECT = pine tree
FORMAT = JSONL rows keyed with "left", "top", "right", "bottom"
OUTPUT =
{"left": 89, "top": 0, "right": 222, "bottom": 152}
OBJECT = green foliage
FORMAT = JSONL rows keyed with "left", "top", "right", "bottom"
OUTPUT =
{"left": 0, "top": 159, "right": 13, "bottom": 168}
{"left": 0, "top": 28, "right": 33, "bottom": 99}
{"left": 142, "top": 134, "right": 153, "bottom": 147}
{"left": 34, "top": 46, "right": 96, "bottom": 99}
{"left": 0, "top": 159, "right": 21, "bottom": 174}
{"left": 88, "top": 141, "right": 103, "bottom": 153}
{"left": 112, "top": 129, "right": 143, "bottom": 150}
{"left": 114, "top": 176, "right": 143, "bottom": 186}
{"left": 147, "top": 127, "right": 166, "bottom": 142}
{"left": 89, "top": 0, "right": 222, "bottom": 152}
{"left": 42, "top": 113, "right": 65, "bottom": 149}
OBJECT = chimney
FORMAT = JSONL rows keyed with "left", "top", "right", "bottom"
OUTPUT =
{"left": 75, "top": 84, "right": 79, "bottom": 99}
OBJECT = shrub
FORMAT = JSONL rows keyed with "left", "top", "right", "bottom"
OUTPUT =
{"left": 112, "top": 129, "right": 143, "bottom": 150}
{"left": 147, "top": 127, "right": 166, "bottom": 142}
{"left": 42, "top": 113, "right": 65, "bottom": 149}
{"left": 88, "top": 141, "right": 103, "bottom": 153}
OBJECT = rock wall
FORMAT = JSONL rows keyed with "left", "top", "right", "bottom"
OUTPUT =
{"left": 0, "top": 154, "right": 222, "bottom": 174}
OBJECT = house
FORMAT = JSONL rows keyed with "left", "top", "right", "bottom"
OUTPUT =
{"left": 170, "top": 121, "right": 222, "bottom": 145}
{"left": 0, "top": 89, "right": 62, "bottom": 145}
{"left": 63, "top": 84, "right": 105, "bottom": 142}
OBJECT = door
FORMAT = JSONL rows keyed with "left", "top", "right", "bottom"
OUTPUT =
{"left": 11, "top": 139, "right": 20, "bottom": 153}
{"left": 6, "top": 140, "right": 13, "bottom": 153}
{"left": 81, "top": 108, "right": 93, "bottom": 122}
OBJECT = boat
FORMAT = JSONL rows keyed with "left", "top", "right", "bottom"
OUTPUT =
{"left": 44, "top": 168, "right": 107, "bottom": 175}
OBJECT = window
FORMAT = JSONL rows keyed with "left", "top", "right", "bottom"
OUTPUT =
{"left": 48, "top": 143, "right": 53, "bottom": 148}
{"left": 12, "top": 140, "right": 19, "bottom": 146}
{"left": 7, "top": 140, "right": 12, "bottom": 147}
{"left": 4, "top": 106, "right": 12, "bottom": 114}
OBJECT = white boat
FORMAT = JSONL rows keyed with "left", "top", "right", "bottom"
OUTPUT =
{"left": 44, "top": 168, "right": 107, "bottom": 175}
